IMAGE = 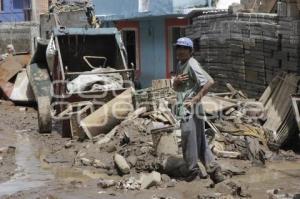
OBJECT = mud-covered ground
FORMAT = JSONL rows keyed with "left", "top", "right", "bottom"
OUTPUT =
{"left": 0, "top": 100, "right": 300, "bottom": 199}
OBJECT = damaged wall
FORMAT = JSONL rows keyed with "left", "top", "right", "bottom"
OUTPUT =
{"left": 0, "top": 22, "right": 37, "bottom": 53}
{"left": 186, "top": 12, "right": 300, "bottom": 97}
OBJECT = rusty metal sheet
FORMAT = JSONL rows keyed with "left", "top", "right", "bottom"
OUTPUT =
{"left": 13, "top": 54, "right": 31, "bottom": 66}
{"left": 0, "top": 55, "right": 23, "bottom": 82}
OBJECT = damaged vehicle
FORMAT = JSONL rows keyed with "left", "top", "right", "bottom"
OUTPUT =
{"left": 27, "top": 27, "right": 134, "bottom": 135}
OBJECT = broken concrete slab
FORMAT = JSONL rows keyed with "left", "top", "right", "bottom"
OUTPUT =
{"left": 114, "top": 153, "right": 130, "bottom": 175}
{"left": 9, "top": 69, "right": 35, "bottom": 103}
{"left": 81, "top": 88, "right": 133, "bottom": 139}
{"left": 151, "top": 126, "right": 179, "bottom": 156}
{"left": 140, "top": 171, "right": 161, "bottom": 189}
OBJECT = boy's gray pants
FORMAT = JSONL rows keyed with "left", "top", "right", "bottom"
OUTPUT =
{"left": 180, "top": 105, "right": 216, "bottom": 174}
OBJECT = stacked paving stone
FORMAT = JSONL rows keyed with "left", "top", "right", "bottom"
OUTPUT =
{"left": 186, "top": 11, "right": 300, "bottom": 97}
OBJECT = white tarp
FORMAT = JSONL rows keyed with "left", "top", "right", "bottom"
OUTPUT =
{"left": 67, "top": 67, "right": 123, "bottom": 93}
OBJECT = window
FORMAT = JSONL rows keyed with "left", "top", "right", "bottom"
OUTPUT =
{"left": 138, "top": 0, "right": 150, "bottom": 12}
{"left": 13, "top": 0, "right": 30, "bottom": 9}
{"left": 13, "top": 0, "right": 24, "bottom": 9}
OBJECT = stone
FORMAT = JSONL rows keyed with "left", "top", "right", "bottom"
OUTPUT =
{"left": 64, "top": 140, "right": 74, "bottom": 148}
{"left": 140, "top": 171, "right": 161, "bottom": 189}
{"left": 7, "top": 146, "right": 16, "bottom": 154}
{"left": 105, "top": 144, "right": 117, "bottom": 153}
{"left": 80, "top": 158, "right": 92, "bottom": 166}
{"left": 114, "top": 153, "right": 130, "bottom": 175}
{"left": 19, "top": 107, "right": 27, "bottom": 112}
{"left": 0, "top": 147, "right": 7, "bottom": 154}
{"left": 97, "top": 179, "right": 116, "bottom": 189}
{"left": 126, "top": 155, "right": 137, "bottom": 167}
{"left": 93, "top": 159, "right": 109, "bottom": 169}
{"left": 140, "top": 146, "right": 149, "bottom": 154}
{"left": 161, "top": 174, "right": 171, "bottom": 182}
{"left": 167, "top": 179, "right": 176, "bottom": 188}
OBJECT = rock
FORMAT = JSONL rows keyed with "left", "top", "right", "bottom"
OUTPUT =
{"left": 116, "top": 177, "right": 141, "bottom": 190}
{"left": 80, "top": 158, "right": 92, "bottom": 166}
{"left": 166, "top": 179, "right": 176, "bottom": 188}
{"left": 0, "top": 156, "right": 3, "bottom": 165}
{"left": 114, "top": 153, "right": 130, "bottom": 175}
{"left": 215, "top": 180, "right": 251, "bottom": 198}
{"left": 105, "top": 144, "right": 117, "bottom": 153}
{"left": 161, "top": 174, "right": 171, "bottom": 182}
{"left": 19, "top": 107, "right": 27, "bottom": 112}
{"left": 7, "top": 146, "right": 16, "bottom": 154}
{"left": 93, "top": 159, "right": 109, "bottom": 169}
{"left": 97, "top": 179, "right": 116, "bottom": 189}
{"left": 140, "top": 171, "right": 161, "bottom": 189}
{"left": 127, "top": 155, "right": 137, "bottom": 167}
{"left": 0, "top": 147, "right": 8, "bottom": 154}
{"left": 140, "top": 146, "right": 149, "bottom": 154}
{"left": 70, "top": 180, "right": 83, "bottom": 188}
{"left": 106, "top": 169, "right": 114, "bottom": 176}
{"left": 64, "top": 140, "right": 74, "bottom": 148}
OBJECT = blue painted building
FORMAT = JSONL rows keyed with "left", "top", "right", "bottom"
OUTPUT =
{"left": 0, "top": 0, "right": 31, "bottom": 22}
{"left": 94, "top": 0, "right": 211, "bottom": 87}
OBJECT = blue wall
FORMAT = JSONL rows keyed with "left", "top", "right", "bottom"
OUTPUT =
{"left": 0, "top": 0, "right": 26, "bottom": 22}
{"left": 94, "top": 0, "right": 208, "bottom": 20}
{"left": 140, "top": 17, "right": 166, "bottom": 87}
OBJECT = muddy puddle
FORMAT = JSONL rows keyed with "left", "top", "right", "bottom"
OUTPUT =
{"left": 0, "top": 133, "right": 119, "bottom": 197}
{"left": 0, "top": 133, "right": 54, "bottom": 196}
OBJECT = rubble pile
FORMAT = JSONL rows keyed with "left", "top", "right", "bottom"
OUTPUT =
{"left": 61, "top": 73, "right": 300, "bottom": 193}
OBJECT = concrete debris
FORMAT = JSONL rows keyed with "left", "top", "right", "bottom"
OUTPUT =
{"left": 114, "top": 153, "right": 130, "bottom": 175}
{"left": 140, "top": 171, "right": 161, "bottom": 189}
{"left": 96, "top": 126, "right": 118, "bottom": 145}
{"left": 126, "top": 155, "right": 137, "bottom": 168}
{"left": 81, "top": 88, "right": 133, "bottom": 139}
{"left": 151, "top": 126, "right": 179, "bottom": 156}
{"left": 80, "top": 158, "right": 92, "bottom": 166}
{"left": 93, "top": 159, "right": 109, "bottom": 169}
{"left": 97, "top": 179, "right": 116, "bottom": 189}
{"left": 9, "top": 69, "right": 34, "bottom": 103}
{"left": 64, "top": 140, "right": 74, "bottom": 148}
{"left": 267, "top": 189, "right": 300, "bottom": 199}
{"left": 116, "top": 177, "right": 141, "bottom": 190}
{"left": 215, "top": 180, "right": 251, "bottom": 198}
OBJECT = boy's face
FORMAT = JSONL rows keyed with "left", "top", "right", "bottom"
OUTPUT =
{"left": 176, "top": 46, "right": 192, "bottom": 62}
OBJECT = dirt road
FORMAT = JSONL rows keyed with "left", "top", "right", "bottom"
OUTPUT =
{"left": 0, "top": 101, "right": 299, "bottom": 199}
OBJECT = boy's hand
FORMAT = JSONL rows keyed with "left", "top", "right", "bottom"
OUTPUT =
{"left": 174, "top": 74, "right": 189, "bottom": 85}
